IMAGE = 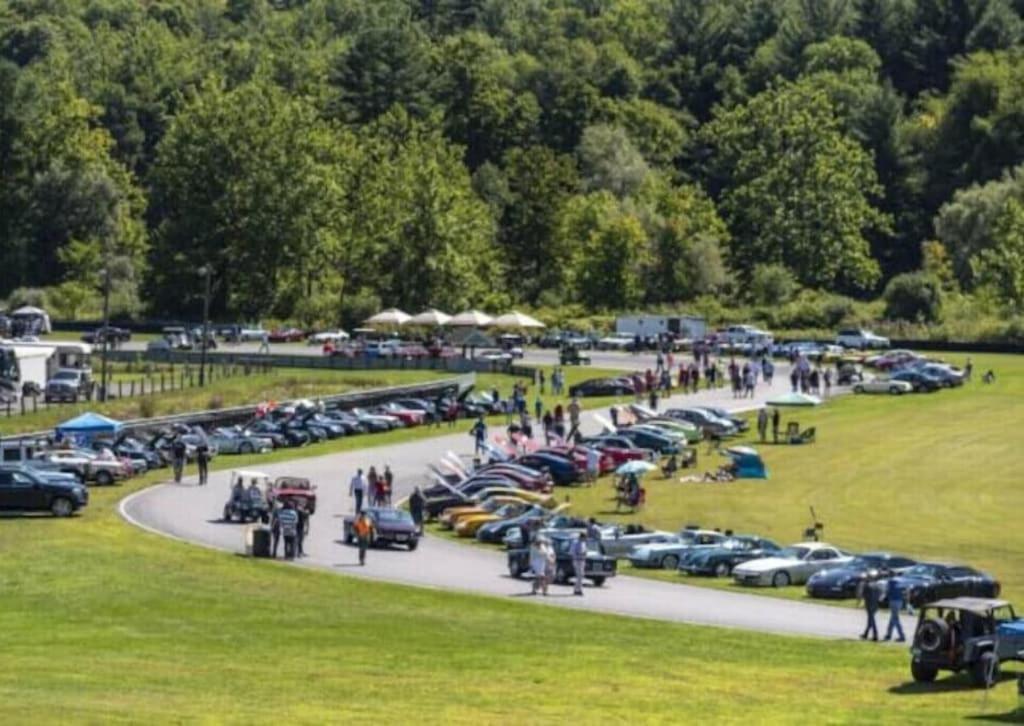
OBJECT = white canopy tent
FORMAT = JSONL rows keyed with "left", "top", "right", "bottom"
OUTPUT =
{"left": 363, "top": 308, "right": 411, "bottom": 327}
{"left": 490, "top": 311, "right": 545, "bottom": 329}
{"left": 448, "top": 310, "right": 494, "bottom": 327}
{"left": 408, "top": 309, "right": 452, "bottom": 326}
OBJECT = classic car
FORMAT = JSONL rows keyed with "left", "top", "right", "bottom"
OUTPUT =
{"left": 612, "top": 428, "right": 682, "bottom": 456}
{"left": 454, "top": 501, "right": 536, "bottom": 537}
{"left": 268, "top": 327, "right": 306, "bottom": 343}
{"left": 268, "top": 476, "right": 317, "bottom": 515}
{"left": 342, "top": 507, "right": 419, "bottom": 550}
{"left": 375, "top": 402, "right": 425, "bottom": 426}
{"left": 507, "top": 532, "right": 617, "bottom": 586}
{"left": 582, "top": 435, "right": 657, "bottom": 461}
{"left": 0, "top": 466, "right": 89, "bottom": 516}
{"left": 297, "top": 413, "right": 347, "bottom": 439}
{"left": 732, "top": 542, "right": 853, "bottom": 587}
{"left": 805, "top": 552, "right": 918, "bottom": 599}
{"left": 879, "top": 563, "right": 1001, "bottom": 607}
{"left": 348, "top": 407, "right": 403, "bottom": 430}
{"left": 628, "top": 529, "right": 729, "bottom": 570}
{"left": 108, "top": 436, "right": 165, "bottom": 469}
{"left": 503, "top": 513, "right": 592, "bottom": 548}
{"left": 913, "top": 362, "right": 965, "bottom": 387}
{"left": 35, "top": 449, "right": 129, "bottom": 486}
{"left": 246, "top": 420, "right": 308, "bottom": 447}
{"left": 634, "top": 417, "right": 703, "bottom": 443}
{"left": 597, "top": 524, "right": 680, "bottom": 560}
{"left": 890, "top": 369, "right": 943, "bottom": 392}
{"left": 207, "top": 427, "right": 274, "bottom": 455}
{"left": 679, "top": 536, "right": 782, "bottom": 577}
{"left": 663, "top": 408, "right": 737, "bottom": 437}
{"left": 867, "top": 349, "right": 921, "bottom": 370}
{"left": 475, "top": 505, "right": 553, "bottom": 543}
{"left": 693, "top": 406, "right": 749, "bottom": 433}
{"left": 319, "top": 410, "right": 369, "bottom": 435}
{"left": 852, "top": 376, "right": 914, "bottom": 395}
{"left": 568, "top": 377, "right": 637, "bottom": 397}
{"left": 439, "top": 495, "right": 541, "bottom": 528}
{"left": 515, "top": 452, "right": 579, "bottom": 486}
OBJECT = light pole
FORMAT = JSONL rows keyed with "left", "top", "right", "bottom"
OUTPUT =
{"left": 198, "top": 265, "right": 212, "bottom": 387}
{"left": 99, "top": 266, "right": 111, "bottom": 402}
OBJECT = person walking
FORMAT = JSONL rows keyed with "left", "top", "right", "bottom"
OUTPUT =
{"left": 757, "top": 407, "right": 768, "bottom": 443}
{"left": 534, "top": 394, "right": 543, "bottom": 422}
{"left": 259, "top": 330, "right": 271, "bottom": 355}
{"left": 771, "top": 408, "right": 781, "bottom": 444}
{"left": 567, "top": 397, "right": 581, "bottom": 438}
{"left": 349, "top": 468, "right": 367, "bottom": 514}
{"left": 823, "top": 369, "right": 832, "bottom": 399}
{"left": 196, "top": 440, "right": 210, "bottom": 486}
{"left": 409, "top": 485, "right": 425, "bottom": 534}
{"left": 570, "top": 532, "right": 588, "bottom": 596}
{"left": 270, "top": 503, "right": 281, "bottom": 558}
{"left": 858, "top": 578, "right": 880, "bottom": 641}
{"left": 883, "top": 576, "right": 907, "bottom": 642}
{"left": 171, "top": 436, "right": 187, "bottom": 484}
{"left": 383, "top": 465, "right": 394, "bottom": 507}
{"left": 278, "top": 500, "right": 300, "bottom": 560}
{"left": 367, "top": 466, "right": 380, "bottom": 507}
{"left": 530, "top": 537, "right": 550, "bottom": 595}
{"left": 353, "top": 510, "right": 374, "bottom": 566}
{"left": 470, "top": 416, "right": 487, "bottom": 455}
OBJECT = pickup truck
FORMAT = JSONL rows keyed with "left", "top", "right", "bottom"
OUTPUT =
{"left": 44, "top": 368, "right": 93, "bottom": 403}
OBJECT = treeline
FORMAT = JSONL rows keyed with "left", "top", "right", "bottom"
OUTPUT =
{"left": 3, "top": 0, "right": 1024, "bottom": 328}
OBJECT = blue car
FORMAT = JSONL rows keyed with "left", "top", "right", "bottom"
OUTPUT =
{"left": 891, "top": 370, "right": 942, "bottom": 392}
{"left": 476, "top": 505, "right": 550, "bottom": 543}
{"left": 516, "top": 453, "right": 578, "bottom": 486}
{"left": 616, "top": 428, "right": 681, "bottom": 456}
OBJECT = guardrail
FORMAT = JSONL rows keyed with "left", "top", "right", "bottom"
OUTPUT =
{"left": 2, "top": 373, "right": 476, "bottom": 444}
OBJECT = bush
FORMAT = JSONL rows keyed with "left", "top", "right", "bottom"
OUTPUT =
{"left": 749, "top": 264, "right": 798, "bottom": 306}
{"left": 883, "top": 272, "right": 943, "bottom": 322}
{"left": 207, "top": 394, "right": 224, "bottom": 410}
{"left": 138, "top": 397, "right": 157, "bottom": 419}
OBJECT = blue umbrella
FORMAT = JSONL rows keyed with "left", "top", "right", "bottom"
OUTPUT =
{"left": 616, "top": 460, "right": 657, "bottom": 476}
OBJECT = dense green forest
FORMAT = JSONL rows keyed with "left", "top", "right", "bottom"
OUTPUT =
{"left": 3, "top": 0, "right": 1024, "bottom": 332}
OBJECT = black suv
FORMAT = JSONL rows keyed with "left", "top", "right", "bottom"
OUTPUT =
{"left": 0, "top": 467, "right": 89, "bottom": 516}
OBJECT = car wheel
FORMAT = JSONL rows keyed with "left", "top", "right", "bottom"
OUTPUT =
{"left": 50, "top": 497, "right": 73, "bottom": 517}
{"left": 556, "top": 565, "right": 570, "bottom": 584}
{"left": 771, "top": 571, "right": 791, "bottom": 588}
{"left": 972, "top": 651, "right": 1000, "bottom": 689}
{"left": 662, "top": 555, "right": 679, "bottom": 570}
{"left": 853, "top": 385, "right": 864, "bottom": 394}
{"left": 889, "top": 386, "right": 902, "bottom": 395}
{"left": 910, "top": 660, "right": 938, "bottom": 683}
{"left": 223, "top": 506, "right": 232, "bottom": 522}
{"left": 96, "top": 470, "right": 113, "bottom": 486}
{"left": 509, "top": 561, "right": 522, "bottom": 578}
{"left": 407, "top": 539, "right": 418, "bottom": 552}
{"left": 240, "top": 442, "right": 254, "bottom": 455}
{"left": 589, "top": 577, "right": 606, "bottom": 587}
{"left": 714, "top": 561, "right": 731, "bottom": 578}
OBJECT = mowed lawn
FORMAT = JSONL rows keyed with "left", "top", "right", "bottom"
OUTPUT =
{"left": 564, "top": 353, "right": 1024, "bottom": 604}
{"left": 3, "top": 461, "right": 1023, "bottom": 723}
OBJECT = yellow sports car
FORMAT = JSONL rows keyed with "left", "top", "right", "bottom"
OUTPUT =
{"left": 439, "top": 496, "right": 526, "bottom": 529}
{"left": 454, "top": 502, "right": 532, "bottom": 537}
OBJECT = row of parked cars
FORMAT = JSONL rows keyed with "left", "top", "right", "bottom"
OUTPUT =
{"left": 851, "top": 350, "right": 967, "bottom": 395}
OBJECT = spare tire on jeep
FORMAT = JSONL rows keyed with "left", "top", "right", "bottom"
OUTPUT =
{"left": 916, "top": 618, "right": 950, "bottom": 653}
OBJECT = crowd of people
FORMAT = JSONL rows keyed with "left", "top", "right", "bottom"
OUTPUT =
{"left": 347, "top": 464, "right": 395, "bottom": 513}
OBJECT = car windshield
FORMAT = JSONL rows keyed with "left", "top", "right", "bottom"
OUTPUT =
{"left": 779, "top": 547, "right": 810, "bottom": 560}
{"left": 904, "top": 565, "right": 939, "bottom": 577}
{"left": 375, "top": 510, "right": 411, "bottom": 523}
{"left": 52, "top": 371, "right": 78, "bottom": 381}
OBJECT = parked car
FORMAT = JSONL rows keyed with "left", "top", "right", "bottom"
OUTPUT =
{"left": 516, "top": 452, "right": 579, "bottom": 486}
{"left": 454, "top": 501, "right": 537, "bottom": 537}
{"left": 914, "top": 362, "right": 966, "bottom": 387}
{"left": 890, "top": 369, "right": 943, "bottom": 392}
{"left": 44, "top": 369, "right": 92, "bottom": 403}
{"left": 628, "top": 529, "right": 728, "bottom": 570}
{"left": 908, "top": 597, "right": 1024, "bottom": 688}
{"left": 596, "top": 524, "right": 679, "bottom": 559}
{"left": 0, "top": 467, "right": 89, "bottom": 516}
{"left": 375, "top": 402, "right": 425, "bottom": 426}
{"left": 836, "top": 328, "right": 890, "bottom": 349}
{"left": 732, "top": 542, "right": 853, "bottom": 587}
{"left": 476, "top": 505, "right": 553, "bottom": 543}
{"left": 664, "top": 408, "right": 737, "bottom": 437}
{"left": 106, "top": 436, "right": 164, "bottom": 470}
{"left": 805, "top": 553, "right": 918, "bottom": 599}
{"left": 81, "top": 326, "right": 132, "bottom": 345}
{"left": 880, "top": 563, "right": 1001, "bottom": 608}
{"left": 614, "top": 427, "right": 682, "bottom": 456}
{"left": 693, "top": 406, "right": 749, "bottom": 433}
{"left": 246, "top": 420, "right": 309, "bottom": 448}
{"left": 717, "top": 324, "right": 774, "bottom": 348}
{"left": 679, "top": 536, "right": 782, "bottom": 577}
{"left": 867, "top": 349, "right": 921, "bottom": 370}
{"left": 507, "top": 532, "right": 617, "bottom": 586}
{"left": 852, "top": 376, "right": 914, "bottom": 395}
{"left": 207, "top": 427, "right": 274, "bottom": 455}
{"left": 596, "top": 334, "right": 637, "bottom": 351}
{"left": 568, "top": 377, "right": 636, "bottom": 397}
{"left": 36, "top": 449, "right": 129, "bottom": 486}
{"left": 342, "top": 507, "right": 419, "bottom": 550}
{"left": 347, "top": 407, "right": 403, "bottom": 430}
{"left": 268, "top": 327, "right": 306, "bottom": 343}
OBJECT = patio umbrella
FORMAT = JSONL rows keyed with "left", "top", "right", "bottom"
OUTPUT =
{"left": 616, "top": 460, "right": 658, "bottom": 476}
{"left": 489, "top": 311, "right": 546, "bottom": 329}
{"left": 408, "top": 308, "right": 452, "bottom": 326}
{"left": 363, "top": 308, "right": 411, "bottom": 326}
{"left": 765, "top": 392, "right": 822, "bottom": 407}
{"left": 449, "top": 309, "right": 494, "bottom": 327}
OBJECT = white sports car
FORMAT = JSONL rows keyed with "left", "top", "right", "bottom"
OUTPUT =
{"left": 732, "top": 542, "right": 853, "bottom": 587}
{"left": 852, "top": 377, "right": 913, "bottom": 395}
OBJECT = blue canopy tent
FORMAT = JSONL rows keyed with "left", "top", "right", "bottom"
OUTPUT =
{"left": 55, "top": 412, "right": 122, "bottom": 445}
{"left": 724, "top": 446, "right": 768, "bottom": 479}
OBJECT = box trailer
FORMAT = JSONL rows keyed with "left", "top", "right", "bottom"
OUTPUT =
{"left": 615, "top": 315, "right": 706, "bottom": 340}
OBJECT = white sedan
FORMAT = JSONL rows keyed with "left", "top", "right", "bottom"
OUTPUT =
{"left": 852, "top": 376, "right": 913, "bottom": 395}
{"left": 732, "top": 542, "right": 852, "bottom": 587}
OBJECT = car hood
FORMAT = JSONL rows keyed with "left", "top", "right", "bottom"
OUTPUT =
{"left": 734, "top": 557, "right": 801, "bottom": 573}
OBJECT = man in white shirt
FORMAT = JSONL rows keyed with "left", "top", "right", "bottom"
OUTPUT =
{"left": 570, "top": 533, "right": 588, "bottom": 596}
{"left": 586, "top": 447, "right": 600, "bottom": 484}
{"left": 349, "top": 468, "right": 367, "bottom": 513}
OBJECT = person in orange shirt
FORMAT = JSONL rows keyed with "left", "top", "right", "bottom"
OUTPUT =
{"left": 353, "top": 511, "right": 374, "bottom": 566}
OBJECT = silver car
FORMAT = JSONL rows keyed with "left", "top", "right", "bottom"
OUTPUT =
{"left": 207, "top": 428, "right": 273, "bottom": 455}
{"left": 732, "top": 542, "right": 853, "bottom": 588}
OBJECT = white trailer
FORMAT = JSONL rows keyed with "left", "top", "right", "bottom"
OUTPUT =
{"left": 0, "top": 343, "right": 54, "bottom": 397}
{"left": 615, "top": 315, "right": 706, "bottom": 340}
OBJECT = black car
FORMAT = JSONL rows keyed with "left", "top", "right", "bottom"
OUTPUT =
{"left": 568, "top": 378, "right": 635, "bottom": 398}
{"left": 614, "top": 428, "right": 681, "bottom": 456}
{"left": 476, "top": 505, "right": 550, "bottom": 543}
{"left": 299, "top": 413, "right": 347, "bottom": 439}
{"left": 342, "top": 507, "right": 419, "bottom": 551}
{"left": 890, "top": 370, "right": 942, "bottom": 392}
{"left": 81, "top": 326, "right": 132, "bottom": 344}
{"left": 248, "top": 420, "right": 309, "bottom": 447}
{"left": 679, "top": 536, "right": 782, "bottom": 577}
{"left": 107, "top": 436, "right": 165, "bottom": 470}
{"left": 507, "top": 533, "right": 617, "bottom": 587}
{"left": 880, "top": 563, "right": 1001, "bottom": 607}
{"left": 694, "top": 406, "right": 749, "bottom": 433}
{"left": 805, "top": 553, "right": 918, "bottom": 599}
{"left": 320, "top": 410, "right": 368, "bottom": 435}
{"left": 0, "top": 467, "right": 89, "bottom": 516}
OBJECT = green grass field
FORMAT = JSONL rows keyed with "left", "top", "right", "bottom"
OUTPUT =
{"left": 556, "top": 354, "right": 1024, "bottom": 608}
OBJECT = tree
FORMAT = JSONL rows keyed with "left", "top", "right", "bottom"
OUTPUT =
{"left": 577, "top": 124, "right": 650, "bottom": 198}
{"left": 750, "top": 264, "right": 798, "bottom": 305}
{"left": 883, "top": 271, "right": 943, "bottom": 321}
{"left": 973, "top": 198, "right": 1024, "bottom": 306}
{"left": 703, "top": 81, "right": 889, "bottom": 292}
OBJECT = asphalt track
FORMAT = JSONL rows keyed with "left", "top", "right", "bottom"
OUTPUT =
{"left": 121, "top": 359, "right": 876, "bottom": 640}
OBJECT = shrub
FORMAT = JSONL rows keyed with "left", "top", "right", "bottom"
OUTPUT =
{"left": 138, "top": 397, "right": 157, "bottom": 419}
{"left": 749, "top": 264, "right": 798, "bottom": 306}
{"left": 883, "top": 272, "right": 943, "bottom": 322}
{"left": 207, "top": 394, "right": 224, "bottom": 410}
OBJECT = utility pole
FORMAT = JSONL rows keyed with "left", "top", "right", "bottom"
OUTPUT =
{"left": 99, "top": 265, "right": 111, "bottom": 402}
{"left": 199, "top": 265, "right": 212, "bottom": 387}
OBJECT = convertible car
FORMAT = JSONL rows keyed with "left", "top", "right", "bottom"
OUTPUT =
{"left": 628, "top": 529, "right": 729, "bottom": 570}
{"left": 679, "top": 536, "right": 781, "bottom": 577}
{"left": 805, "top": 552, "right": 918, "bottom": 599}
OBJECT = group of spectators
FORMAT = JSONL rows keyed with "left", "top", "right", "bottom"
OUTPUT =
{"left": 348, "top": 465, "right": 395, "bottom": 513}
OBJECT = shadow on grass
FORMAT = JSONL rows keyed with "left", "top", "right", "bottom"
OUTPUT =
{"left": 889, "top": 672, "right": 1017, "bottom": 695}
{"left": 965, "top": 711, "right": 1024, "bottom": 723}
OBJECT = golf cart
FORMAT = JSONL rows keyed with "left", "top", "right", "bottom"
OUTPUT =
{"left": 559, "top": 343, "right": 591, "bottom": 366}
{"left": 223, "top": 470, "right": 270, "bottom": 523}
{"left": 268, "top": 476, "right": 317, "bottom": 515}
{"left": 909, "top": 597, "right": 1024, "bottom": 688}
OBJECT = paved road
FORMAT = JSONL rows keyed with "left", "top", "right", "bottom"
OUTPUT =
{"left": 121, "top": 374, "right": 869, "bottom": 640}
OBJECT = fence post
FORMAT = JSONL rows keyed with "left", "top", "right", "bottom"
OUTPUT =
{"left": 160, "top": 373, "right": 165, "bottom": 392}
{"left": 118, "top": 380, "right": 123, "bottom": 398}
{"left": 180, "top": 371, "right": 185, "bottom": 389}
{"left": 130, "top": 380, "right": 136, "bottom": 398}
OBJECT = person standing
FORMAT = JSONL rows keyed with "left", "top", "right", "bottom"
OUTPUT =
{"left": 530, "top": 537, "right": 551, "bottom": 595}
{"left": 586, "top": 446, "right": 601, "bottom": 484}
{"left": 586, "top": 518, "right": 602, "bottom": 544}
{"left": 367, "top": 466, "right": 380, "bottom": 507}
{"left": 196, "top": 441, "right": 210, "bottom": 486}
{"left": 349, "top": 468, "right": 367, "bottom": 513}
{"left": 259, "top": 330, "right": 271, "bottom": 355}
{"left": 570, "top": 532, "right": 588, "bottom": 596}
{"left": 383, "top": 465, "right": 394, "bottom": 507}
{"left": 883, "top": 576, "right": 907, "bottom": 642}
{"left": 539, "top": 369, "right": 546, "bottom": 394}
{"left": 409, "top": 485, "right": 425, "bottom": 534}
{"left": 823, "top": 369, "right": 833, "bottom": 398}
{"left": 534, "top": 394, "right": 543, "bottom": 422}
{"left": 567, "top": 397, "right": 581, "bottom": 438}
{"left": 270, "top": 503, "right": 281, "bottom": 558}
{"left": 278, "top": 500, "right": 299, "bottom": 560}
{"left": 294, "top": 501, "right": 309, "bottom": 558}
{"left": 171, "top": 436, "right": 187, "bottom": 484}
{"left": 757, "top": 408, "right": 769, "bottom": 443}
{"left": 470, "top": 416, "right": 488, "bottom": 455}
{"left": 609, "top": 405, "right": 619, "bottom": 429}
{"left": 771, "top": 408, "right": 781, "bottom": 444}
{"left": 353, "top": 510, "right": 374, "bottom": 566}
{"left": 858, "top": 578, "right": 880, "bottom": 641}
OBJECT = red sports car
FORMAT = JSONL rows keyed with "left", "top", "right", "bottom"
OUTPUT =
{"left": 268, "top": 327, "right": 306, "bottom": 343}
{"left": 375, "top": 402, "right": 425, "bottom": 426}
